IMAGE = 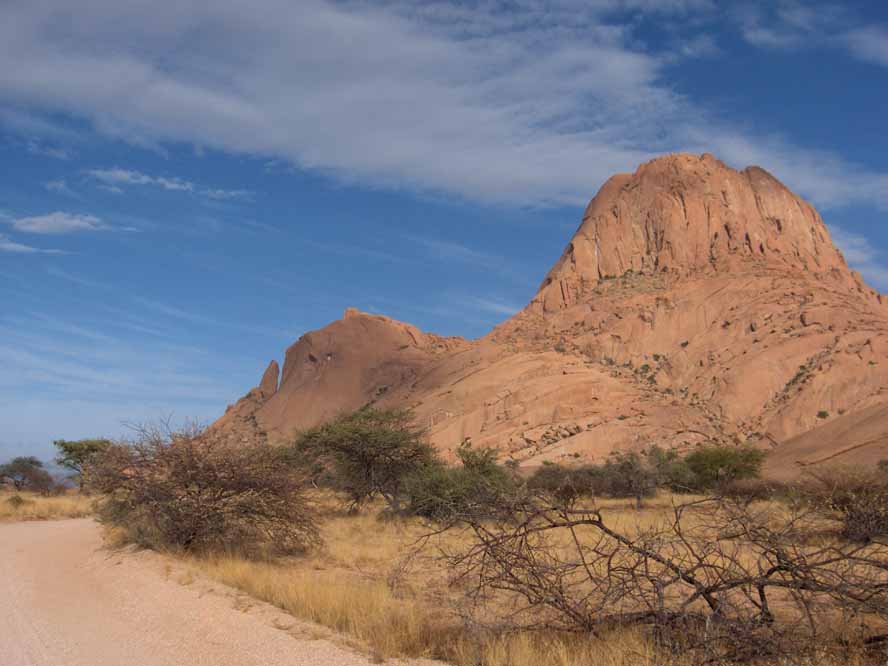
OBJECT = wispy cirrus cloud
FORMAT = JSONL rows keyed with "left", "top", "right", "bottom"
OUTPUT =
{"left": 202, "top": 188, "right": 253, "bottom": 201}
{"left": 465, "top": 296, "right": 522, "bottom": 316}
{"left": 26, "top": 139, "right": 71, "bottom": 160}
{"left": 86, "top": 168, "right": 194, "bottom": 192}
{"left": 734, "top": 1, "right": 845, "bottom": 49}
{"left": 84, "top": 167, "right": 253, "bottom": 201}
{"left": 0, "top": 233, "right": 64, "bottom": 254}
{"left": 841, "top": 26, "right": 888, "bottom": 67}
{"left": 44, "top": 179, "right": 76, "bottom": 196}
{"left": 1, "top": 0, "right": 885, "bottom": 211}
{"left": 732, "top": 2, "right": 888, "bottom": 71}
{"left": 406, "top": 235, "right": 495, "bottom": 266}
{"left": 7, "top": 211, "right": 107, "bottom": 234}
{"left": 45, "top": 266, "right": 112, "bottom": 289}
{"left": 405, "top": 234, "right": 533, "bottom": 286}
{"left": 830, "top": 225, "right": 888, "bottom": 291}
{"left": 45, "top": 268, "right": 294, "bottom": 339}
{"left": 136, "top": 297, "right": 297, "bottom": 338}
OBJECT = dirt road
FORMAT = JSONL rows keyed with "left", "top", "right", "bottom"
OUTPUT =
{"left": 0, "top": 519, "right": 401, "bottom": 666}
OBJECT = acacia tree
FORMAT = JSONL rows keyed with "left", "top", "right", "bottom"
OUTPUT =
{"left": 293, "top": 407, "right": 437, "bottom": 513}
{"left": 53, "top": 438, "right": 112, "bottom": 490}
{"left": 683, "top": 445, "right": 766, "bottom": 490}
{"left": 0, "top": 456, "right": 54, "bottom": 493}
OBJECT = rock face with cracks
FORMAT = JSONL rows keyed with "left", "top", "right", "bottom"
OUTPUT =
{"left": 213, "top": 154, "right": 888, "bottom": 477}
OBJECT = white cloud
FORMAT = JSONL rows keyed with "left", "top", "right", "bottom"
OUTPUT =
{"left": 44, "top": 179, "right": 75, "bottom": 195}
{"left": 830, "top": 225, "right": 888, "bottom": 291}
{"left": 684, "top": 131, "right": 888, "bottom": 211}
{"left": 0, "top": 233, "right": 64, "bottom": 254}
{"left": 406, "top": 235, "right": 495, "bottom": 266}
{"left": 0, "top": 107, "right": 79, "bottom": 140}
{"left": 27, "top": 139, "right": 70, "bottom": 160}
{"left": 734, "top": 4, "right": 888, "bottom": 71}
{"left": 9, "top": 211, "right": 106, "bottom": 234}
{"left": 465, "top": 297, "right": 521, "bottom": 316}
{"left": 405, "top": 234, "right": 532, "bottom": 285}
{"left": 46, "top": 266, "right": 113, "bottom": 289}
{"left": 0, "top": 1, "right": 886, "bottom": 209}
{"left": 85, "top": 167, "right": 252, "bottom": 200}
{"left": 734, "top": 1, "right": 848, "bottom": 50}
{"left": 86, "top": 168, "right": 194, "bottom": 192}
{"left": 136, "top": 296, "right": 296, "bottom": 338}
{"left": 842, "top": 26, "right": 888, "bottom": 67}
{"left": 202, "top": 188, "right": 253, "bottom": 201}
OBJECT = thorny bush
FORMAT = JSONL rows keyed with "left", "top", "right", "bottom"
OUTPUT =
{"left": 87, "top": 422, "right": 320, "bottom": 556}
{"left": 439, "top": 489, "right": 888, "bottom": 664}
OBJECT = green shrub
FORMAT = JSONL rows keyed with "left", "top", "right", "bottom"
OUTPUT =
{"left": 683, "top": 445, "right": 766, "bottom": 491}
{"left": 406, "top": 443, "right": 516, "bottom": 521}
{"left": 527, "top": 447, "right": 699, "bottom": 505}
{"left": 644, "top": 446, "right": 697, "bottom": 492}
{"left": 292, "top": 407, "right": 438, "bottom": 514}
{"left": 526, "top": 462, "right": 601, "bottom": 503}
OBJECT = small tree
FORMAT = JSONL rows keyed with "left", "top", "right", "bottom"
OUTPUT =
{"left": 54, "top": 438, "right": 112, "bottom": 490}
{"left": 644, "top": 445, "right": 696, "bottom": 492}
{"left": 0, "top": 456, "right": 54, "bottom": 493}
{"left": 683, "top": 444, "right": 766, "bottom": 491}
{"left": 599, "top": 451, "right": 659, "bottom": 508}
{"left": 293, "top": 407, "right": 438, "bottom": 514}
{"left": 527, "top": 462, "right": 601, "bottom": 504}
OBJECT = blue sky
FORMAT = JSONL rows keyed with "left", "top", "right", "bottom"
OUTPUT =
{"left": 1, "top": 0, "right": 887, "bottom": 461}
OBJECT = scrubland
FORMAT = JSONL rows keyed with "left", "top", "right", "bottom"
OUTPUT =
{"left": 192, "top": 496, "right": 683, "bottom": 666}
{"left": 86, "top": 418, "right": 888, "bottom": 665}
{"left": 185, "top": 493, "right": 874, "bottom": 666}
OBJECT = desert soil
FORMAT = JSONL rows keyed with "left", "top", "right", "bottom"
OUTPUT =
{"left": 0, "top": 518, "right": 420, "bottom": 666}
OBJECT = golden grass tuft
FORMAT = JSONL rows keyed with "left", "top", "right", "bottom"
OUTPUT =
{"left": 0, "top": 490, "right": 93, "bottom": 522}
{"left": 199, "top": 557, "right": 445, "bottom": 658}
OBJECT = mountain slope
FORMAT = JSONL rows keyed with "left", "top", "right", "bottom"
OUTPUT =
{"left": 215, "top": 153, "right": 888, "bottom": 474}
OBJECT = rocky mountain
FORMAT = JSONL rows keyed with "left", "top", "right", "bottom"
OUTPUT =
{"left": 214, "top": 153, "right": 888, "bottom": 477}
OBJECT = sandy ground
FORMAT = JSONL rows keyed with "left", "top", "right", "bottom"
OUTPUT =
{"left": 0, "top": 518, "right": 425, "bottom": 666}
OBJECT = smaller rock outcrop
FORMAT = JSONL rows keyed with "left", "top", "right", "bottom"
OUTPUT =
{"left": 258, "top": 360, "right": 280, "bottom": 400}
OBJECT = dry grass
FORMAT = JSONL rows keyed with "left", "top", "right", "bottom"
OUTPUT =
{"left": 0, "top": 490, "right": 93, "bottom": 521}
{"left": 197, "top": 553, "right": 666, "bottom": 665}
{"left": 166, "top": 492, "right": 872, "bottom": 665}
{"left": 184, "top": 494, "right": 713, "bottom": 666}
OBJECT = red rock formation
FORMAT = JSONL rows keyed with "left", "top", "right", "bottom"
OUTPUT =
{"left": 532, "top": 154, "right": 869, "bottom": 313}
{"left": 258, "top": 360, "right": 279, "bottom": 400}
{"left": 213, "top": 154, "right": 888, "bottom": 475}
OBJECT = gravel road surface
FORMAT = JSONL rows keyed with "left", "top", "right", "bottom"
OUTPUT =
{"left": 0, "top": 518, "right": 410, "bottom": 666}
